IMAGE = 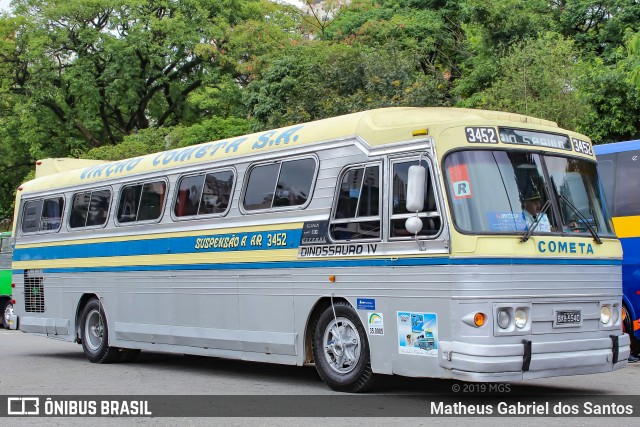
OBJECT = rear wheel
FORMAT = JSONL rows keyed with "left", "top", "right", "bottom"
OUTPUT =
{"left": 80, "top": 298, "right": 120, "bottom": 363}
{"left": 1, "top": 300, "right": 13, "bottom": 329}
{"left": 623, "top": 305, "right": 640, "bottom": 356}
{"left": 312, "top": 301, "right": 374, "bottom": 392}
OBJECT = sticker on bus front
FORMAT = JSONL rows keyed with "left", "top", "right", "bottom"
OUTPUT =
{"left": 397, "top": 312, "right": 438, "bottom": 356}
{"left": 448, "top": 164, "right": 472, "bottom": 199}
{"left": 368, "top": 312, "right": 384, "bottom": 335}
{"left": 357, "top": 298, "right": 376, "bottom": 310}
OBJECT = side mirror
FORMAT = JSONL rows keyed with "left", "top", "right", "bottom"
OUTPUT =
{"left": 406, "top": 165, "right": 425, "bottom": 212}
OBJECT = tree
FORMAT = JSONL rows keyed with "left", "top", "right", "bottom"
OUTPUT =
{"left": 630, "top": 31, "right": 640, "bottom": 88}
{"left": 326, "top": 0, "right": 466, "bottom": 90}
{"left": 2, "top": 0, "right": 266, "bottom": 151}
{"left": 550, "top": 0, "right": 640, "bottom": 61}
{"left": 0, "top": 0, "right": 283, "bottom": 216}
{"left": 244, "top": 42, "right": 449, "bottom": 129}
{"left": 458, "top": 34, "right": 588, "bottom": 131}
{"left": 576, "top": 53, "right": 640, "bottom": 143}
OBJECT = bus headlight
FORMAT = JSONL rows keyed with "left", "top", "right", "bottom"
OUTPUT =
{"left": 515, "top": 309, "right": 528, "bottom": 329}
{"left": 600, "top": 305, "right": 611, "bottom": 324}
{"left": 612, "top": 307, "right": 619, "bottom": 324}
{"left": 497, "top": 309, "right": 511, "bottom": 329}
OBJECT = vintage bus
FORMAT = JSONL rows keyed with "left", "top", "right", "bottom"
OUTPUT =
{"left": 1, "top": 230, "right": 14, "bottom": 329}
{"left": 12, "top": 108, "right": 628, "bottom": 392}
{"left": 594, "top": 140, "right": 640, "bottom": 356}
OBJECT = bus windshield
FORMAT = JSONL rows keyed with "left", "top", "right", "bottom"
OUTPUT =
{"left": 444, "top": 150, "right": 614, "bottom": 237}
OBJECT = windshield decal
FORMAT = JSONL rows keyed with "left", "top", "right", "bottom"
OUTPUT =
{"left": 448, "top": 164, "right": 473, "bottom": 200}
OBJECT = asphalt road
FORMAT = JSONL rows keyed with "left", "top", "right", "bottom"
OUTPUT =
{"left": 1, "top": 329, "right": 639, "bottom": 426}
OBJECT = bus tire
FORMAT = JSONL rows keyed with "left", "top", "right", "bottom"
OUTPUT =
{"left": 80, "top": 299, "right": 120, "bottom": 363}
{"left": 312, "top": 301, "right": 374, "bottom": 392}
{"left": 623, "top": 305, "right": 640, "bottom": 355}
{"left": 1, "top": 299, "right": 12, "bottom": 329}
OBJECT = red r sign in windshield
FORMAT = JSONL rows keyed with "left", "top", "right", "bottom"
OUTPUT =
{"left": 448, "top": 164, "right": 472, "bottom": 199}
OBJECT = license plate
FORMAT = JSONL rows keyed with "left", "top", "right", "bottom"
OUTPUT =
{"left": 555, "top": 310, "right": 581, "bottom": 326}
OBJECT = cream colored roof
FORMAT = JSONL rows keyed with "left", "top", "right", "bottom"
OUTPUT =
{"left": 19, "top": 107, "right": 568, "bottom": 194}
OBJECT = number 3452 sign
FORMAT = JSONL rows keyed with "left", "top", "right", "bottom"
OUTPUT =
{"left": 465, "top": 127, "right": 498, "bottom": 144}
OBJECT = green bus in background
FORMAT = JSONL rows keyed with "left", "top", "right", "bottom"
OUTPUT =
{"left": 0, "top": 231, "right": 14, "bottom": 329}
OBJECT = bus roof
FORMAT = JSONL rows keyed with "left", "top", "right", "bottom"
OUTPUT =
{"left": 35, "top": 158, "right": 108, "bottom": 178}
{"left": 19, "top": 107, "right": 562, "bottom": 194}
{"left": 593, "top": 139, "right": 640, "bottom": 155}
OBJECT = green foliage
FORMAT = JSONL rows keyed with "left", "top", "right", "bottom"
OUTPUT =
{"left": 244, "top": 42, "right": 449, "bottom": 129}
{"left": 461, "top": 0, "right": 552, "bottom": 55}
{"left": 630, "top": 32, "right": 640, "bottom": 88}
{"left": 82, "top": 127, "right": 169, "bottom": 161}
{"left": 4, "top": 0, "right": 265, "bottom": 148}
{"left": 551, "top": 0, "right": 640, "bottom": 61}
{"left": 458, "top": 34, "right": 588, "bottom": 131}
{"left": 167, "top": 116, "right": 251, "bottom": 148}
{"left": 326, "top": 0, "right": 465, "bottom": 86}
{"left": 576, "top": 54, "right": 640, "bottom": 144}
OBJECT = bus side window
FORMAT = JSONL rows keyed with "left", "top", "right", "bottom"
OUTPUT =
{"left": 21, "top": 197, "right": 64, "bottom": 233}
{"left": 174, "top": 169, "right": 235, "bottom": 218}
{"left": 70, "top": 192, "right": 90, "bottom": 228}
{"left": 117, "top": 180, "right": 166, "bottom": 223}
{"left": 390, "top": 159, "right": 441, "bottom": 238}
{"left": 86, "top": 190, "right": 111, "bottom": 227}
{"left": 596, "top": 155, "right": 616, "bottom": 218}
{"left": 199, "top": 170, "right": 234, "bottom": 215}
{"left": 330, "top": 165, "right": 381, "bottom": 241}
{"left": 243, "top": 157, "right": 317, "bottom": 212}
{"left": 138, "top": 182, "right": 166, "bottom": 221}
{"left": 70, "top": 189, "right": 111, "bottom": 228}
{"left": 614, "top": 150, "right": 640, "bottom": 217}
{"left": 22, "top": 200, "right": 43, "bottom": 233}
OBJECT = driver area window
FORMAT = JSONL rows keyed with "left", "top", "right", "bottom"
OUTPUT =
{"left": 330, "top": 164, "right": 381, "bottom": 241}
{"left": 390, "top": 159, "right": 442, "bottom": 238}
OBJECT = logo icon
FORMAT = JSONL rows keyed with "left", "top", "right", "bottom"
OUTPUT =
{"left": 7, "top": 397, "right": 40, "bottom": 415}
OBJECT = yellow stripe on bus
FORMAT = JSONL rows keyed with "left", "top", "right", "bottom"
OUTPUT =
{"left": 12, "top": 249, "right": 302, "bottom": 270}
{"left": 612, "top": 216, "right": 640, "bottom": 238}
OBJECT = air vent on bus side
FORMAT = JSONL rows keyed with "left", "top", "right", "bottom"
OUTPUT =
{"left": 24, "top": 270, "right": 45, "bottom": 313}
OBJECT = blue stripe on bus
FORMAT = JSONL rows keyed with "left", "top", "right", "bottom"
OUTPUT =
{"left": 13, "top": 229, "right": 303, "bottom": 262}
{"left": 620, "top": 237, "right": 640, "bottom": 266}
{"left": 11, "top": 256, "right": 620, "bottom": 274}
{"left": 593, "top": 139, "right": 640, "bottom": 155}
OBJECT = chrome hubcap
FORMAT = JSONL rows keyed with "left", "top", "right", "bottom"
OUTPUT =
{"left": 85, "top": 309, "right": 104, "bottom": 351}
{"left": 322, "top": 317, "right": 361, "bottom": 374}
{"left": 3, "top": 303, "right": 12, "bottom": 325}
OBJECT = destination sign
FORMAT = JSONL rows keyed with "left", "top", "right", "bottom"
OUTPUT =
{"left": 499, "top": 128, "right": 572, "bottom": 151}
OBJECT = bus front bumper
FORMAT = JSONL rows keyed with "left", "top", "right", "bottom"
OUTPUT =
{"left": 439, "top": 334, "right": 630, "bottom": 382}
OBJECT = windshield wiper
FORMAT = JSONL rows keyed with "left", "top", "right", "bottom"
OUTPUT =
{"left": 557, "top": 193, "right": 602, "bottom": 244}
{"left": 521, "top": 200, "right": 552, "bottom": 243}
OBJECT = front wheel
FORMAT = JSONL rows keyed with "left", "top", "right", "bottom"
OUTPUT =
{"left": 312, "top": 301, "right": 374, "bottom": 392}
{"left": 1, "top": 300, "right": 13, "bottom": 329}
{"left": 80, "top": 298, "right": 120, "bottom": 363}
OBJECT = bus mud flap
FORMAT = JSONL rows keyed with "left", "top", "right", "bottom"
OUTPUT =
{"left": 610, "top": 335, "right": 619, "bottom": 364}
{"left": 522, "top": 339, "right": 532, "bottom": 372}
